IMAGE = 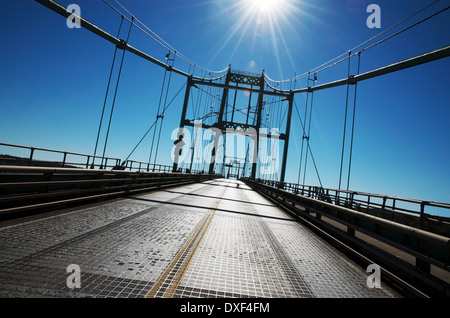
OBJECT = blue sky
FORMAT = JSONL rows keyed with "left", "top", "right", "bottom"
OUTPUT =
{"left": 0, "top": 0, "right": 449, "bottom": 210}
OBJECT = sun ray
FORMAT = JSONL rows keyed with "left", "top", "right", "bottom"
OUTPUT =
{"left": 228, "top": 11, "right": 259, "bottom": 62}
{"left": 271, "top": 11, "right": 297, "bottom": 78}
{"left": 206, "top": 0, "right": 324, "bottom": 77}
{"left": 207, "top": 6, "right": 257, "bottom": 66}
{"left": 267, "top": 13, "right": 285, "bottom": 81}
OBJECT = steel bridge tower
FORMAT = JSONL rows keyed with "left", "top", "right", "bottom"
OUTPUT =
{"left": 172, "top": 68, "right": 294, "bottom": 182}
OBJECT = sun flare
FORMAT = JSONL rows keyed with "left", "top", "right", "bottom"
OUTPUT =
{"left": 208, "top": 0, "right": 308, "bottom": 78}
{"left": 248, "top": 0, "right": 280, "bottom": 11}
{"left": 243, "top": 0, "right": 292, "bottom": 23}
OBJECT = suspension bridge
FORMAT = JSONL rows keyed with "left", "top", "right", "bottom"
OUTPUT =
{"left": 0, "top": 0, "right": 449, "bottom": 300}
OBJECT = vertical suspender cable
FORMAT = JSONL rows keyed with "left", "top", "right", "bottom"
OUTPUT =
{"left": 346, "top": 51, "right": 362, "bottom": 191}
{"left": 189, "top": 84, "right": 196, "bottom": 171}
{"left": 194, "top": 69, "right": 204, "bottom": 120}
{"left": 148, "top": 56, "right": 169, "bottom": 170}
{"left": 338, "top": 51, "right": 352, "bottom": 190}
{"left": 231, "top": 82, "right": 238, "bottom": 122}
{"left": 297, "top": 72, "right": 310, "bottom": 185}
{"left": 193, "top": 69, "right": 203, "bottom": 173}
{"left": 153, "top": 53, "right": 176, "bottom": 166}
{"left": 246, "top": 86, "right": 253, "bottom": 126}
{"left": 293, "top": 99, "right": 323, "bottom": 189}
{"left": 121, "top": 81, "right": 187, "bottom": 164}
{"left": 307, "top": 141, "right": 323, "bottom": 189}
{"left": 92, "top": 16, "right": 124, "bottom": 168}
{"left": 302, "top": 75, "right": 316, "bottom": 186}
{"left": 101, "top": 17, "right": 135, "bottom": 168}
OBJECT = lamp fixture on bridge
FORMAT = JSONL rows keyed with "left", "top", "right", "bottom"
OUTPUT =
{"left": 308, "top": 73, "right": 317, "bottom": 83}
{"left": 165, "top": 52, "right": 175, "bottom": 62}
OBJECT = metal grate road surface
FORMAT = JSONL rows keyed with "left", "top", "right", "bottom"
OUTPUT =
{"left": 0, "top": 179, "right": 400, "bottom": 298}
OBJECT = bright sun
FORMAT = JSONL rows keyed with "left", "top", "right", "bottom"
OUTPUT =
{"left": 208, "top": 0, "right": 303, "bottom": 76}
{"left": 248, "top": 0, "right": 281, "bottom": 12}
{"left": 250, "top": 0, "right": 277, "bottom": 11}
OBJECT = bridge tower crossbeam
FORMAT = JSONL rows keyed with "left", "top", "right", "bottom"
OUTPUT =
{"left": 173, "top": 68, "right": 293, "bottom": 182}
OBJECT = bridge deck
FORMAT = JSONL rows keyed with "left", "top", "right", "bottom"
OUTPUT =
{"left": 0, "top": 179, "right": 400, "bottom": 298}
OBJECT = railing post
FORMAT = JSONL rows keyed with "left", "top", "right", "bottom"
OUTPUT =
{"left": 90, "top": 157, "right": 96, "bottom": 169}
{"left": 350, "top": 192, "right": 355, "bottom": 209}
{"left": 62, "top": 152, "right": 67, "bottom": 167}
{"left": 86, "top": 155, "right": 90, "bottom": 169}
{"left": 29, "top": 148, "right": 35, "bottom": 164}
{"left": 420, "top": 201, "right": 428, "bottom": 229}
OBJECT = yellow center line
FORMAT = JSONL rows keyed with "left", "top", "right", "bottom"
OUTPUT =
{"left": 146, "top": 183, "right": 228, "bottom": 298}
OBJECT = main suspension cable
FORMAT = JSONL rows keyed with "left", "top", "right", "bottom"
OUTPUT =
{"left": 103, "top": 0, "right": 229, "bottom": 76}
{"left": 265, "top": 0, "right": 446, "bottom": 86}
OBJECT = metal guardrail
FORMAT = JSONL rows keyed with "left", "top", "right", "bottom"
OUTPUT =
{"left": 0, "top": 142, "right": 204, "bottom": 174}
{"left": 0, "top": 165, "right": 222, "bottom": 218}
{"left": 122, "top": 160, "right": 173, "bottom": 173}
{"left": 257, "top": 179, "right": 450, "bottom": 236}
{"left": 0, "top": 142, "right": 121, "bottom": 170}
{"left": 242, "top": 178, "right": 450, "bottom": 297}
